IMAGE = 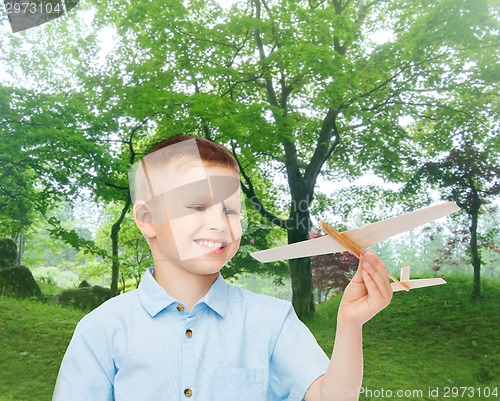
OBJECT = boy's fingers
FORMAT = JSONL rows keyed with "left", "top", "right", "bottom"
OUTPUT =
{"left": 362, "top": 263, "right": 385, "bottom": 302}
{"left": 379, "top": 270, "right": 393, "bottom": 300}
{"left": 370, "top": 257, "right": 393, "bottom": 301}
{"left": 351, "top": 259, "right": 364, "bottom": 283}
{"left": 361, "top": 267, "right": 382, "bottom": 298}
{"left": 362, "top": 253, "right": 393, "bottom": 306}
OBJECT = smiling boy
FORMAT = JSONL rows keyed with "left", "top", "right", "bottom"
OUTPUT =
{"left": 53, "top": 135, "right": 392, "bottom": 401}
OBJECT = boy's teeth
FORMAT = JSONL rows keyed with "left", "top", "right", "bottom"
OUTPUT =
{"left": 197, "top": 240, "right": 225, "bottom": 249}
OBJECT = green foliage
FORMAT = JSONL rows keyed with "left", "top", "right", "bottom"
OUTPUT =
{"left": 75, "top": 202, "right": 150, "bottom": 290}
{"left": 31, "top": 266, "right": 80, "bottom": 289}
{"left": 224, "top": 194, "right": 289, "bottom": 281}
{"left": 22, "top": 202, "right": 106, "bottom": 285}
{"left": 312, "top": 184, "right": 432, "bottom": 230}
{"left": 0, "top": 82, "right": 119, "bottom": 258}
{"left": 228, "top": 272, "right": 292, "bottom": 299}
{"left": 416, "top": 146, "right": 500, "bottom": 214}
{"left": 406, "top": 145, "right": 500, "bottom": 298}
{"left": 1, "top": 0, "right": 498, "bottom": 318}
{"left": 113, "top": 209, "right": 152, "bottom": 290}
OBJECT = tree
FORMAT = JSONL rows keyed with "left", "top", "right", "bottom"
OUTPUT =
{"left": 2, "top": 0, "right": 499, "bottom": 319}
{"left": 0, "top": 81, "right": 129, "bottom": 289}
{"left": 1, "top": 86, "right": 39, "bottom": 242}
{"left": 410, "top": 145, "right": 500, "bottom": 299}
{"left": 0, "top": 76, "right": 155, "bottom": 294}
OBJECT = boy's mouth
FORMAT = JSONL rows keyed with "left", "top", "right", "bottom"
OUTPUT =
{"left": 193, "top": 239, "right": 229, "bottom": 252}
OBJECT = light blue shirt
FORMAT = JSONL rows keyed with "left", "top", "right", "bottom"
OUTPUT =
{"left": 53, "top": 268, "right": 329, "bottom": 401}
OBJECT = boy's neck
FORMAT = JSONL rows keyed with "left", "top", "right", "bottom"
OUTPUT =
{"left": 153, "top": 262, "right": 219, "bottom": 312}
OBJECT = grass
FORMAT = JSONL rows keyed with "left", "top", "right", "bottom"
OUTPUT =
{"left": 0, "top": 275, "right": 499, "bottom": 401}
{"left": 308, "top": 275, "right": 500, "bottom": 400}
{"left": 0, "top": 298, "right": 84, "bottom": 401}
{"left": 36, "top": 282, "right": 65, "bottom": 301}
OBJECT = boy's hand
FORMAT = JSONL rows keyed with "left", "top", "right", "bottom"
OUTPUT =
{"left": 337, "top": 251, "right": 393, "bottom": 328}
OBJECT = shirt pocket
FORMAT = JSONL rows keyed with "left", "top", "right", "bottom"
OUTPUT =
{"left": 211, "top": 367, "right": 267, "bottom": 400}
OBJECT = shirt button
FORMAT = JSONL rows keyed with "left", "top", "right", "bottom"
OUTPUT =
{"left": 176, "top": 304, "right": 185, "bottom": 312}
{"left": 185, "top": 329, "right": 193, "bottom": 338}
{"left": 184, "top": 388, "right": 193, "bottom": 397}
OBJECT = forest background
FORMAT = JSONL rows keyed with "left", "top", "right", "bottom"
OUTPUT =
{"left": 0, "top": 0, "right": 499, "bottom": 323}
{"left": 1, "top": 1, "right": 500, "bottom": 400}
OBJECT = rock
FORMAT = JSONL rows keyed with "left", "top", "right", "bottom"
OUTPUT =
{"left": 52, "top": 286, "right": 114, "bottom": 311}
{"left": 0, "top": 265, "right": 43, "bottom": 299}
{"left": 78, "top": 280, "right": 92, "bottom": 288}
{"left": 0, "top": 238, "right": 18, "bottom": 269}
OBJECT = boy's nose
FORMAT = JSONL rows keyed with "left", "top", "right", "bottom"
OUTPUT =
{"left": 205, "top": 203, "right": 228, "bottom": 231}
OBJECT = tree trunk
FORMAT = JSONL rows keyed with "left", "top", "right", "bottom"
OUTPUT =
{"left": 470, "top": 208, "right": 481, "bottom": 300}
{"left": 110, "top": 196, "right": 132, "bottom": 295}
{"left": 13, "top": 232, "right": 24, "bottom": 266}
{"left": 324, "top": 288, "right": 332, "bottom": 303}
{"left": 289, "top": 257, "right": 315, "bottom": 320}
{"left": 287, "top": 206, "right": 315, "bottom": 321}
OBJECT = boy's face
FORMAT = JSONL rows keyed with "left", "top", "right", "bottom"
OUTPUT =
{"left": 145, "top": 165, "right": 242, "bottom": 276}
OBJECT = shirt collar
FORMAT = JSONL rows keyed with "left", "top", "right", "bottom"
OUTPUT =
{"left": 198, "top": 274, "right": 228, "bottom": 318}
{"left": 138, "top": 268, "right": 228, "bottom": 318}
{"left": 138, "top": 268, "right": 176, "bottom": 317}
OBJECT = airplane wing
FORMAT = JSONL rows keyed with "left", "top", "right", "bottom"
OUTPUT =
{"left": 391, "top": 278, "right": 447, "bottom": 292}
{"left": 251, "top": 201, "right": 460, "bottom": 263}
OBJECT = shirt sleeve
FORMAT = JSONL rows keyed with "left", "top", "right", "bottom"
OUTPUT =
{"left": 52, "top": 319, "right": 115, "bottom": 401}
{"left": 268, "top": 304, "right": 330, "bottom": 401}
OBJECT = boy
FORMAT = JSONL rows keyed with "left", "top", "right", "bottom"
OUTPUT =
{"left": 53, "top": 135, "right": 393, "bottom": 401}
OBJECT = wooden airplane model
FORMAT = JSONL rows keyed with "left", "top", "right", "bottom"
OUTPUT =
{"left": 390, "top": 266, "right": 446, "bottom": 292}
{"left": 250, "top": 201, "right": 460, "bottom": 292}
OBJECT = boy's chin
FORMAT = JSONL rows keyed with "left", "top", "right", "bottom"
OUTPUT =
{"left": 173, "top": 251, "right": 229, "bottom": 268}
{"left": 181, "top": 261, "right": 225, "bottom": 276}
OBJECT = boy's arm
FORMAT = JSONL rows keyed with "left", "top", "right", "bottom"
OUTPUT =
{"left": 305, "top": 251, "right": 393, "bottom": 401}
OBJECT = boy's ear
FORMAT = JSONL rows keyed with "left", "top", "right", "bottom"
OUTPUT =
{"left": 133, "top": 201, "right": 156, "bottom": 239}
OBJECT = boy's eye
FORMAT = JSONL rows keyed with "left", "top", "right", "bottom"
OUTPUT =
{"left": 224, "top": 208, "right": 238, "bottom": 216}
{"left": 188, "top": 205, "right": 239, "bottom": 215}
